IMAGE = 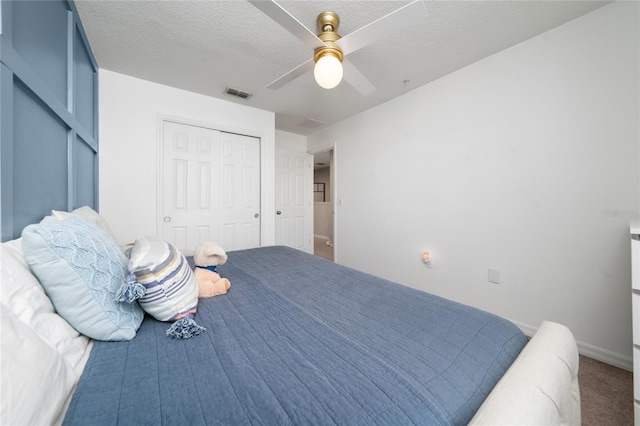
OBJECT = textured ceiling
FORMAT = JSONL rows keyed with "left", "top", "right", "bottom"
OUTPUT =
{"left": 75, "top": 0, "right": 610, "bottom": 135}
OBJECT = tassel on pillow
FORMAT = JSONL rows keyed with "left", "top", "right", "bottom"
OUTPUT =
{"left": 166, "top": 315, "right": 206, "bottom": 339}
{"left": 115, "top": 273, "right": 146, "bottom": 303}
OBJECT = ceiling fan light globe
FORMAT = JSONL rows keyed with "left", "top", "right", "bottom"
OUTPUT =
{"left": 314, "top": 54, "right": 343, "bottom": 89}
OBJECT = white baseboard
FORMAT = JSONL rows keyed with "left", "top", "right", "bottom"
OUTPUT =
{"left": 511, "top": 320, "right": 633, "bottom": 372}
{"left": 512, "top": 321, "right": 538, "bottom": 338}
{"left": 576, "top": 340, "right": 633, "bottom": 371}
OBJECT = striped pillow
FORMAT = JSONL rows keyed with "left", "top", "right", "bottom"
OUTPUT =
{"left": 127, "top": 236, "right": 198, "bottom": 322}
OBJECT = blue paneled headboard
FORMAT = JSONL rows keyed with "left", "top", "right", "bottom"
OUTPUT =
{"left": 0, "top": 0, "right": 98, "bottom": 241}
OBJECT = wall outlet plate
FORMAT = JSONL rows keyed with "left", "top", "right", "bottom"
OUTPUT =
{"left": 488, "top": 268, "right": 500, "bottom": 284}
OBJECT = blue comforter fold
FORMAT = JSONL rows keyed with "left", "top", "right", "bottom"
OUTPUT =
{"left": 64, "top": 246, "right": 526, "bottom": 425}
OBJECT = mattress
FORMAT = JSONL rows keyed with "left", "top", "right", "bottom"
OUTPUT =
{"left": 63, "top": 246, "right": 527, "bottom": 425}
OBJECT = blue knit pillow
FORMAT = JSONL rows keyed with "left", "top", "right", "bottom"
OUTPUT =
{"left": 21, "top": 217, "right": 143, "bottom": 341}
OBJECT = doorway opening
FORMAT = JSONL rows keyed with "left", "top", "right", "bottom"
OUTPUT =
{"left": 313, "top": 149, "right": 334, "bottom": 261}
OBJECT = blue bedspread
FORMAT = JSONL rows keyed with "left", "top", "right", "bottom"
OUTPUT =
{"left": 64, "top": 246, "right": 526, "bottom": 425}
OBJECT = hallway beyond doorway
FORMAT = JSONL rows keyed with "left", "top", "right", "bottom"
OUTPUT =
{"left": 314, "top": 237, "right": 334, "bottom": 261}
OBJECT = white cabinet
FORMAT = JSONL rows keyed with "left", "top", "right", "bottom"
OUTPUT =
{"left": 632, "top": 222, "right": 640, "bottom": 425}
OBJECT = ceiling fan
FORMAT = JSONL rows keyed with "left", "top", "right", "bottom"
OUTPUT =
{"left": 248, "top": 0, "right": 427, "bottom": 96}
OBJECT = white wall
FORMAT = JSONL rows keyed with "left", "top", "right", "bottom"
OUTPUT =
{"left": 308, "top": 2, "right": 639, "bottom": 369}
{"left": 314, "top": 203, "right": 332, "bottom": 240}
{"left": 275, "top": 129, "right": 306, "bottom": 152}
{"left": 99, "top": 70, "right": 275, "bottom": 246}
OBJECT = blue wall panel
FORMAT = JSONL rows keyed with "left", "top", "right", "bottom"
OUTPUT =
{"left": 13, "top": 81, "right": 69, "bottom": 231}
{"left": 12, "top": 1, "right": 69, "bottom": 108}
{"left": 74, "top": 135, "right": 96, "bottom": 208}
{"left": 0, "top": 0, "right": 98, "bottom": 241}
{"left": 74, "top": 27, "right": 95, "bottom": 135}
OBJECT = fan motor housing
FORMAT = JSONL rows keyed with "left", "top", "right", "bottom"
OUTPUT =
{"left": 317, "top": 11, "right": 340, "bottom": 33}
{"left": 315, "top": 11, "right": 343, "bottom": 63}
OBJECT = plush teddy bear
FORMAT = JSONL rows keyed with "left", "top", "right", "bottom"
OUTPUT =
{"left": 193, "top": 241, "right": 231, "bottom": 298}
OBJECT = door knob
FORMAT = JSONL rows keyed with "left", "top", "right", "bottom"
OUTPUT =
{"left": 164, "top": 216, "right": 171, "bottom": 222}
{"left": 254, "top": 213, "right": 259, "bottom": 218}
{"left": 276, "top": 211, "right": 281, "bottom": 215}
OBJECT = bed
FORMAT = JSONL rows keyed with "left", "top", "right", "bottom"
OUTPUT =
{"left": 0, "top": 208, "right": 581, "bottom": 425}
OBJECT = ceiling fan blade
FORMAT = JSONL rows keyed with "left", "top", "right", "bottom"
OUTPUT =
{"left": 342, "top": 59, "right": 375, "bottom": 97}
{"left": 266, "top": 58, "right": 315, "bottom": 90}
{"left": 248, "top": 0, "right": 325, "bottom": 49}
{"left": 335, "top": 0, "right": 427, "bottom": 56}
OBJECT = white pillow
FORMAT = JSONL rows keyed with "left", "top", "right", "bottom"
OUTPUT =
{"left": 0, "top": 238, "right": 89, "bottom": 366}
{"left": 0, "top": 303, "right": 79, "bottom": 426}
{"left": 52, "top": 205, "right": 118, "bottom": 243}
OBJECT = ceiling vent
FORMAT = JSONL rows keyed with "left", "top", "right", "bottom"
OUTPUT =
{"left": 224, "top": 87, "right": 252, "bottom": 100}
{"left": 299, "top": 118, "right": 326, "bottom": 129}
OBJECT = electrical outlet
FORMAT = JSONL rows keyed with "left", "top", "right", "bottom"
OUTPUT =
{"left": 488, "top": 268, "right": 500, "bottom": 284}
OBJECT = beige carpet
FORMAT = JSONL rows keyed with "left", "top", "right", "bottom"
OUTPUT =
{"left": 580, "top": 355, "right": 633, "bottom": 425}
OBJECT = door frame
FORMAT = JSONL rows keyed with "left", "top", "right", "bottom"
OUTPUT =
{"left": 156, "top": 114, "right": 268, "bottom": 247}
{"left": 309, "top": 143, "right": 337, "bottom": 262}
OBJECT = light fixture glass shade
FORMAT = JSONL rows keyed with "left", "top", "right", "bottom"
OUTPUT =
{"left": 314, "top": 53, "right": 343, "bottom": 89}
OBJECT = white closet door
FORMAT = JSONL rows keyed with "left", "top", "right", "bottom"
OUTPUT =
{"left": 161, "top": 121, "right": 260, "bottom": 253}
{"left": 220, "top": 132, "right": 261, "bottom": 251}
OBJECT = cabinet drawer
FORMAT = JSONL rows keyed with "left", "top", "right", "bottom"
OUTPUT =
{"left": 634, "top": 295, "right": 640, "bottom": 344}
{"left": 635, "top": 347, "right": 640, "bottom": 399}
{"left": 633, "top": 238, "right": 639, "bottom": 291}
